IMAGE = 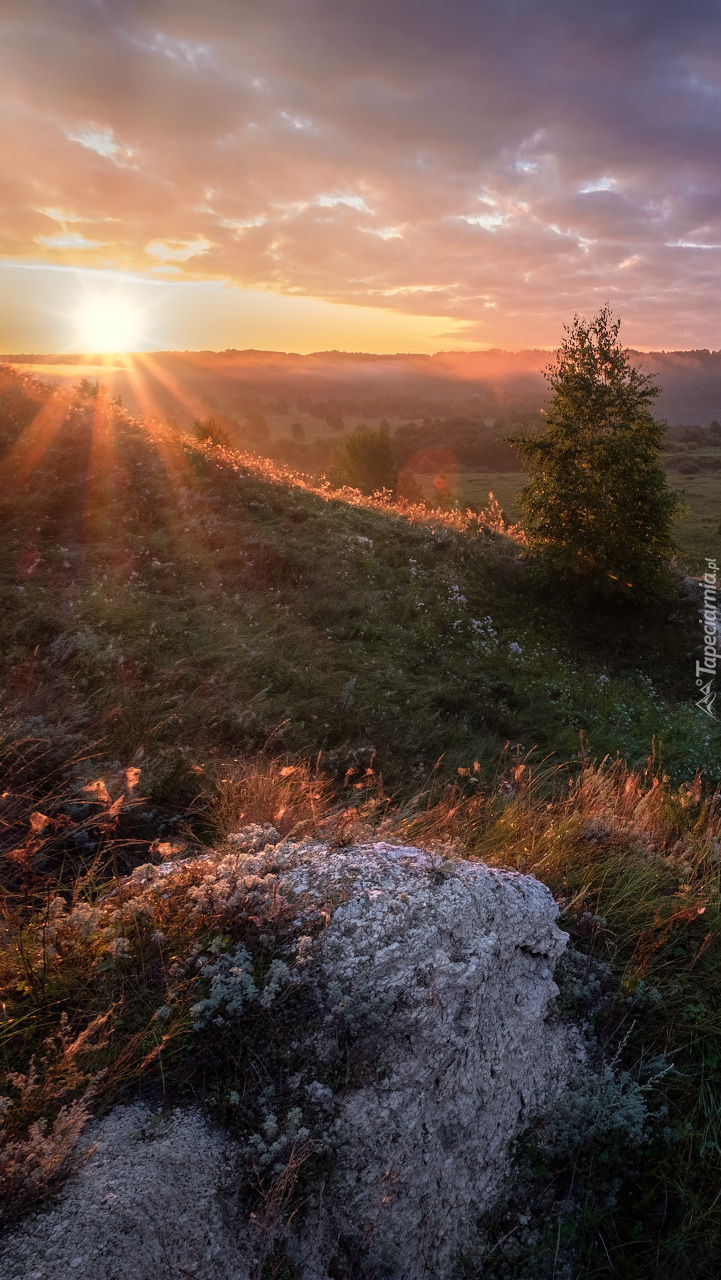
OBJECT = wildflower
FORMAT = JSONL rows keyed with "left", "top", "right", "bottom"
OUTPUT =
{"left": 471, "top": 616, "right": 498, "bottom": 643}
{"left": 296, "top": 935, "right": 314, "bottom": 967}
{"left": 509, "top": 641, "right": 523, "bottom": 655}
{"left": 106, "top": 937, "right": 130, "bottom": 959}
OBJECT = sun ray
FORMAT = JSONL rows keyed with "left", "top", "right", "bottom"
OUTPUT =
{"left": 133, "top": 352, "right": 210, "bottom": 421}
{"left": 2, "top": 392, "right": 71, "bottom": 483}
{"left": 114, "top": 353, "right": 170, "bottom": 422}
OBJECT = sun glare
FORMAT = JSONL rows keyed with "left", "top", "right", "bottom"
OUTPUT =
{"left": 77, "top": 297, "right": 142, "bottom": 352}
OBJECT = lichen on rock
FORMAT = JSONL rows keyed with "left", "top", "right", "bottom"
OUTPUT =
{"left": 282, "top": 841, "right": 571, "bottom": 1277}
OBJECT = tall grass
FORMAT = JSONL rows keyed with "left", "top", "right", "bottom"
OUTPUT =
{"left": 397, "top": 752, "right": 721, "bottom": 1276}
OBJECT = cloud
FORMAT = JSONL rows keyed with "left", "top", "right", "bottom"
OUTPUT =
{"left": 66, "top": 126, "right": 125, "bottom": 159}
{"left": 145, "top": 237, "right": 212, "bottom": 261}
{"left": 2, "top": 0, "right": 721, "bottom": 345}
{"left": 35, "top": 232, "right": 105, "bottom": 249}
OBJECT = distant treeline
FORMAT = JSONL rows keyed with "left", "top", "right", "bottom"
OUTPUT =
{"left": 10, "top": 347, "right": 721, "bottom": 425}
{"left": 221, "top": 393, "right": 537, "bottom": 421}
{"left": 663, "top": 420, "right": 721, "bottom": 473}
{"left": 210, "top": 410, "right": 541, "bottom": 478}
{"left": 393, "top": 415, "right": 540, "bottom": 471}
{"left": 666, "top": 421, "right": 721, "bottom": 444}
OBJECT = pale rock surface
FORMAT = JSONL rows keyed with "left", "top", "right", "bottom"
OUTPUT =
{"left": 285, "top": 842, "right": 570, "bottom": 1277}
{"left": 0, "top": 841, "right": 571, "bottom": 1280}
{"left": 0, "top": 1104, "right": 244, "bottom": 1280}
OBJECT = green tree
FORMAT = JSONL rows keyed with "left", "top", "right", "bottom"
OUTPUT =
{"left": 511, "top": 307, "right": 681, "bottom": 602}
{"left": 328, "top": 424, "right": 397, "bottom": 495}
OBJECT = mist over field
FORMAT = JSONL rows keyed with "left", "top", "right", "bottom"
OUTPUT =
{"left": 7, "top": 346, "right": 721, "bottom": 424}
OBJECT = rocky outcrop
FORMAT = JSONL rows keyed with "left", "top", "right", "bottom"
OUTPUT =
{"left": 0, "top": 841, "right": 571, "bottom": 1280}
{"left": 285, "top": 842, "right": 570, "bottom": 1277}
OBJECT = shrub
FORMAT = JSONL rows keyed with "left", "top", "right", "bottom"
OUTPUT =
{"left": 190, "top": 416, "right": 232, "bottom": 448}
{"left": 328, "top": 425, "right": 397, "bottom": 495}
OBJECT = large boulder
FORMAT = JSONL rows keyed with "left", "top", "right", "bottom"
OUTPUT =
{"left": 0, "top": 841, "right": 571, "bottom": 1280}
{"left": 284, "top": 842, "right": 570, "bottom": 1277}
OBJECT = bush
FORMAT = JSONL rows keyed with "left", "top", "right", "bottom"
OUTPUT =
{"left": 328, "top": 425, "right": 397, "bottom": 495}
{"left": 190, "top": 416, "right": 231, "bottom": 448}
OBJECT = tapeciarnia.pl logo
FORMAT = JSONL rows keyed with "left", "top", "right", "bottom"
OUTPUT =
{"left": 696, "top": 558, "right": 718, "bottom": 719}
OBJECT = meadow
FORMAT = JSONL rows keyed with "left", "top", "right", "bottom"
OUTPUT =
{"left": 412, "top": 465, "right": 721, "bottom": 576}
{"left": 1, "top": 366, "right": 721, "bottom": 1278}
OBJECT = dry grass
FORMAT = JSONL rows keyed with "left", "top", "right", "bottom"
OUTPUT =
{"left": 0, "top": 738, "right": 341, "bottom": 1226}
{"left": 250, "top": 1138, "right": 314, "bottom": 1280}
{"left": 190, "top": 430, "right": 525, "bottom": 541}
{"left": 191, "top": 756, "right": 335, "bottom": 844}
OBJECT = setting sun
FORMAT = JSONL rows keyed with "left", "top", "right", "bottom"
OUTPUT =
{"left": 76, "top": 296, "right": 142, "bottom": 352}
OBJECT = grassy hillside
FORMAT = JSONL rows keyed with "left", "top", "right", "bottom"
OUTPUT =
{"left": 0, "top": 372, "right": 717, "bottom": 795}
{"left": 2, "top": 367, "right": 721, "bottom": 1278}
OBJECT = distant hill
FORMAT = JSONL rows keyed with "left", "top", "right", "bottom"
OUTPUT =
{"left": 5, "top": 347, "right": 721, "bottom": 424}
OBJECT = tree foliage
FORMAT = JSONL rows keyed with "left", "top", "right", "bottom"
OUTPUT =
{"left": 511, "top": 307, "right": 681, "bottom": 602}
{"left": 328, "top": 424, "right": 397, "bottom": 495}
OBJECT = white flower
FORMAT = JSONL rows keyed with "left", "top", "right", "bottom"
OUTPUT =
{"left": 471, "top": 616, "right": 498, "bottom": 643}
{"left": 509, "top": 641, "right": 523, "bottom": 655}
{"left": 106, "top": 936, "right": 130, "bottom": 959}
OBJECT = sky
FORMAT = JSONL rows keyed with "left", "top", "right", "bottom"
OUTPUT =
{"left": 2, "top": 0, "right": 721, "bottom": 353}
